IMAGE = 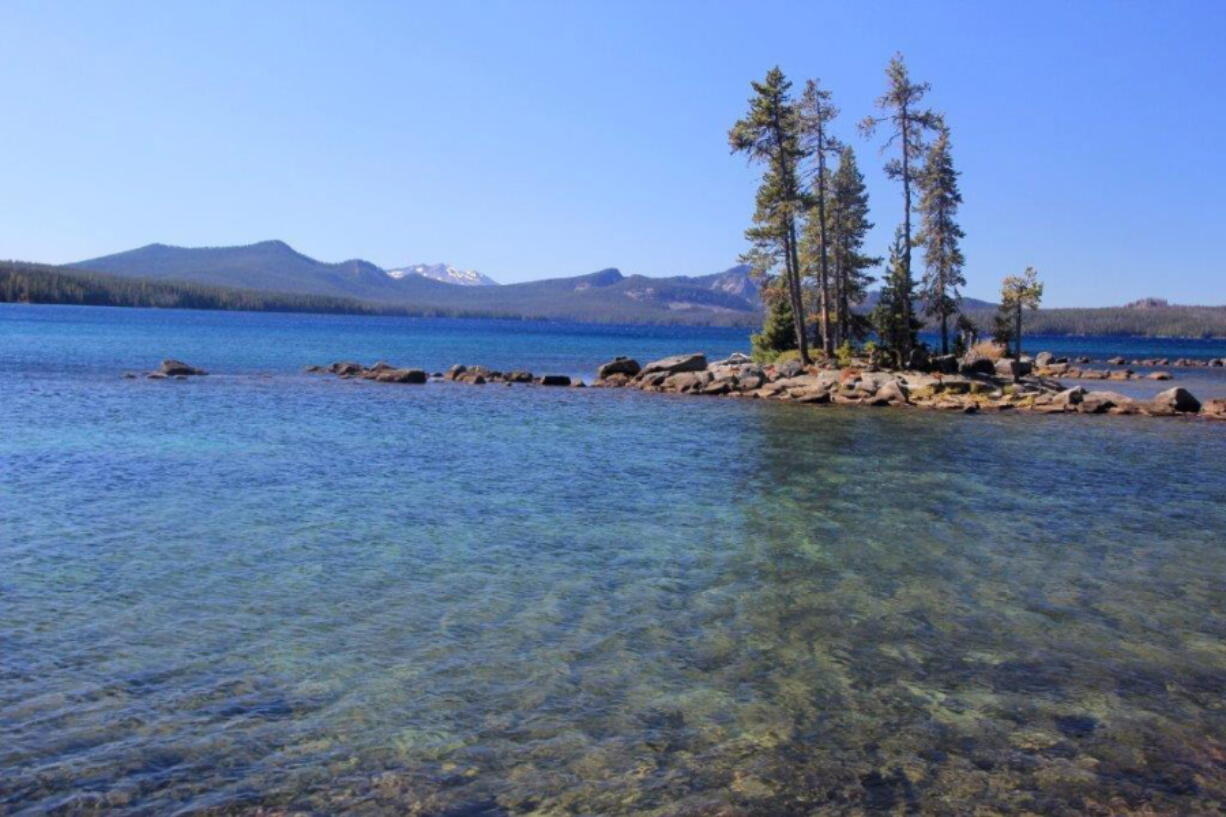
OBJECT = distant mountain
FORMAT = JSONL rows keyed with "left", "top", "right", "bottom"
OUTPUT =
{"left": 67, "top": 241, "right": 763, "bottom": 325}
{"left": 11, "top": 254, "right": 1225, "bottom": 336}
{"left": 69, "top": 240, "right": 417, "bottom": 303}
{"left": 387, "top": 263, "right": 498, "bottom": 287}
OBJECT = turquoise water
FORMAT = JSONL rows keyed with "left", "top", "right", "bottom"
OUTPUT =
{"left": 2, "top": 304, "right": 1225, "bottom": 816}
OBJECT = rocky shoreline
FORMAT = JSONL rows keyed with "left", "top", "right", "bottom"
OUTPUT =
{"left": 298, "top": 353, "right": 1226, "bottom": 421}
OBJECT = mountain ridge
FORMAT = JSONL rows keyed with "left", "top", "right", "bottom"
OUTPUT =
{"left": 68, "top": 241, "right": 765, "bottom": 324}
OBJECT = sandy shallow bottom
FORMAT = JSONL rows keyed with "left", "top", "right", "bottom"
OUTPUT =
{"left": 2, "top": 306, "right": 1225, "bottom": 816}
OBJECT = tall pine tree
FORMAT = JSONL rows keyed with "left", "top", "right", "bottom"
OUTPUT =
{"left": 860, "top": 54, "right": 942, "bottom": 363}
{"left": 730, "top": 68, "right": 811, "bottom": 364}
{"left": 827, "top": 147, "right": 878, "bottom": 345}
{"left": 797, "top": 79, "right": 842, "bottom": 357}
{"left": 916, "top": 126, "right": 966, "bottom": 354}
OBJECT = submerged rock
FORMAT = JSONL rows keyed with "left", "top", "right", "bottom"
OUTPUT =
{"left": 374, "top": 368, "right": 427, "bottom": 384}
{"left": 330, "top": 361, "right": 365, "bottom": 376}
{"left": 160, "top": 359, "right": 207, "bottom": 376}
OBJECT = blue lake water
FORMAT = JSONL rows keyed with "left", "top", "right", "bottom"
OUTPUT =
{"left": 2, "top": 303, "right": 1225, "bottom": 815}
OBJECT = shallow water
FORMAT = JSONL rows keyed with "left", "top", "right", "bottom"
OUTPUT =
{"left": 2, "top": 305, "right": 1225, "bottom": 816}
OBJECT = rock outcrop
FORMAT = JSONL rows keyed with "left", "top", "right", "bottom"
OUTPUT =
{"left": 639, "top": 353, "right": 708, "bottom": 377}
{"left": 596, "top": 357, "right": 641, "bottom": 380}
{"left": 587, "top": 352, "right": 1220, "bottom": 422}
{"left": 159, "top": 359, "right": 207, "bottom": 376}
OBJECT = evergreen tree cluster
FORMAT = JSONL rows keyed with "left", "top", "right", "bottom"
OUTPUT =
{"left": 732, "top": 54, "right": 1048, "bottom": 364}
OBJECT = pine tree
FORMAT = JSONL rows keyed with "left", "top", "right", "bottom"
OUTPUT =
{"left": 916, "top": 127, "right": 966, "bottom": 354}
{"left": 826, "top": 147, "right": 879, "bottom": 344}
{"left": 860, "top": 53, "right": 943, "bottom": 363}
{"left": 872, "top": 228, "right": 921, "bottom": 366}
{"left": 998, "top": 267, "right": 1043, "bottom": 358}
{"left": 797, "top": 79, "right": 842, "bottom": 357}
{"left": 730, "top": 68, "right": 811, "bottom": 364}
{"left": 751, "top": 283, "right": 798, "bottom": 361}
{"left": 953, "top": 313, "right": 979, "bottom": 357}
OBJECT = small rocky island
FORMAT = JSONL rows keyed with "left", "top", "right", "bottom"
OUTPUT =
{"left": 301, "top": 351, "right": 1225, "bottom": 421}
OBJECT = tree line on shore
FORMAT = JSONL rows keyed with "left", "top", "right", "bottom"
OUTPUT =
{"left": 732, "top": 54, "right": 1046, "bottom": 365}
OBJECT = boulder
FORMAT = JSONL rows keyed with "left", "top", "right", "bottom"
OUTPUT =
{"left": 505, "top": 370, "right": 535, "bottom": 383}
{"left": 1049, "top": 386, "right": 1087, "bottom": 410}
{"left": 734, "top": 367, "right": 766, "bottom": 391}
{"left": 639, "top": 353, "right": 707, "bottom": 377}
{"left": 959, "top": 353, "right": 996, "bottom": 376}
{"left": 905, "top": 347, "right": 930, "bottom": 371}
{"left": 1108, "top": 356, "right": 1126, "bottom": 365}
{"left": 1146, "top": 371, "right": 1172, "bottom": 380}
{"left": 160, "top": 359, "right": 207, "bottom": 376}
{"left": 876, "top": 380, "right": 909, "bottom": 405}
{"left": 598, "top": 372, "right": 632, "bottom": 387}
{"left": 1201, "top": 398, "right": 1226, "bottom": 419}
{"left": 775, "top": 359, "right": 804, "bottom": 379}
{"left": 330, "top": 361, "right": 364, "bottom": 376}
{"left": 445, "top": 364, "right": 467, "bottom": 380}
{"left": 538, "top": 374, "right": 571, "bottom": 387}
{"left": 1077, "top": 391, "right": 1120, "bottom": 414}
{"left": 792, "top": 386, "right": 832, "bottom": 403}
{"left": 930, "top": 354, "right": 958, "bottom": 374}
{"left": 1034, "top": 351, "right": 1055, "bottom": 368}
{"left": 713, "top": 352, "right": 754, "bottom": 366}
{"left": 994, "top": 358, "right": 1032, "bottom": 380}
{"left": 374, "top": 368, "right": 427, "bottom": 384}
{"left": 1151, "top": 387, "right": 1201, "bottom": 414}
{"left": 662, "top": 371, "right": 709, "bottom": 393}
{"left": 597, "top": 357, "right": 641, "bottom": 380}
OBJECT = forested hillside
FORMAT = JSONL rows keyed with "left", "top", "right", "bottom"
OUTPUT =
{"left": 4, "top": 260, "right": 1223, "bottom": 337}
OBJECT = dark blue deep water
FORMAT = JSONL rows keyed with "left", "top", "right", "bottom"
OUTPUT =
{"left": 2, "top": 304, "right": 1225, "bottom": 816}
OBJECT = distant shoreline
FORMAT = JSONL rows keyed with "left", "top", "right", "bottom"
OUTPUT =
{"left": 3, "top": 261, "right": 1225, "bottom": 339}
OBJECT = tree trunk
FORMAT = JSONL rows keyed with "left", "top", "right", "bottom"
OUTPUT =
{"left": 1014, "top": 303, "right": 1023, "bottom": 359}
{"left": 899, "top": 108, "right": 913, "bottom": 360}
{"left": 816, "top": 147, "right": 832, "bottom": 357}
{"left": 833, "top": 252, "right": 845, "bottom": 349}
{"left": 940, "top": 312, "right": 948, "bottom": 355}
{"left": 784, "top": 218, "right": 810, "bottom": 364}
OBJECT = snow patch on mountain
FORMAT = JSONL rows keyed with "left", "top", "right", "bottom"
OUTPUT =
{"left": 386, "top": 263, "right": 498, "bottom": 286}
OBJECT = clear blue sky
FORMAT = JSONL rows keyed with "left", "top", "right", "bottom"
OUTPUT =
{"left": 1, "top": 1, "right": 1223, "bottom": 305}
